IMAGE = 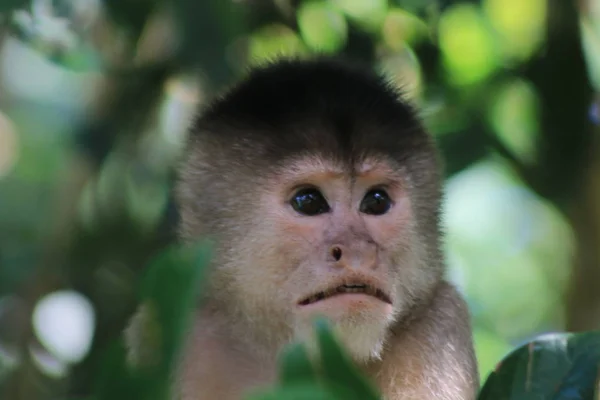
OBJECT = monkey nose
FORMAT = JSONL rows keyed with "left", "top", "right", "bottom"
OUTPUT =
{"left": 331, "top": 246, "right": 342, "bottom": 261}
{"left": 328, "top": 244, "right": 377, "bottom": 269}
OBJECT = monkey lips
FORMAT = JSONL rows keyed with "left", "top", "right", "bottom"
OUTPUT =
{"left": 297, "top": 281, "right": 392, "bottom": 313}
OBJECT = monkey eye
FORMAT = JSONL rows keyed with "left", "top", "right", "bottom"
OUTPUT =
{"left": 360, "top": 189, "right": 392, "bottom": 215}
{"left": 291, "top": 188, "right": 330, "bottom": 216}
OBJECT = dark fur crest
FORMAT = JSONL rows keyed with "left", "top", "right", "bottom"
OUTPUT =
{"left": 190, "top": 58, "right": 435, "bottom": 171}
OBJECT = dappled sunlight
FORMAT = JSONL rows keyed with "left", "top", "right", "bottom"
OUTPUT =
{"left": 297, "top": 1, "right": 348, "bottom": 53}
{"left": 438, "top": 3, "right": 499, "bottom": 86}
{"left": 482, "top": 0, "right": 547, "bottom": 62}
{"left": 32, "top": 290, "right": 95, "bottom": 365}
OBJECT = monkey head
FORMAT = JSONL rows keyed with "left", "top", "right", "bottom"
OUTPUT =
{"left": 175, "top": 58, "right": 444, "bottom": 363}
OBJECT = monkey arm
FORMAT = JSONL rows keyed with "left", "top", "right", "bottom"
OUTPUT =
{"left": 367, "top": 281, "right": 479, "bottom": 400}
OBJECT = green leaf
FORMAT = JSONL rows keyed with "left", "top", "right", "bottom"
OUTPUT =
{"left": 478, "top": 332, "right": 600, "bottom": 400}
{"left": 297, "top": 1, "right": 348, "bottom": 53}
{"left": 92, "top": 341, "right": 141, "bottom": 400}
{"left": 139, "top": 242, "right": 211, "bottom": 373}
{"left": 278, "top": 342, "right": 319, "bottom": 386}
{"left": 315, "top": 320, "right": 381, "bottom": 400}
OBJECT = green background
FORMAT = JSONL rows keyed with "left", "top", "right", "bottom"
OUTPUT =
{"left": 0, "top": 0, "right": 598, "bottom": 398}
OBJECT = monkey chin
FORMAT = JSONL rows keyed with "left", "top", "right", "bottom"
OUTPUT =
{"left": 292, "top": 294, "right": 396, "bottom": 364}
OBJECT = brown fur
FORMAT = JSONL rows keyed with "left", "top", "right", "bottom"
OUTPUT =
{"left": 126, "top": 58, "right": 479, "bottom": 399}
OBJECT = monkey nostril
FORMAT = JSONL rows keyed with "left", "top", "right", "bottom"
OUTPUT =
{"left": 331, "top": 246, "right": 342, "bottom": 261}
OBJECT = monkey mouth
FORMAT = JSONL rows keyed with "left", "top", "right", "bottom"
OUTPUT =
{"left": 298, "top": 283, "right": 392, "bottom": 306}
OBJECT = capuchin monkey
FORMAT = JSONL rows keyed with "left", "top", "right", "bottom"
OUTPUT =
{"left": 126, "top": 58, "right": 479, "bottom": 400}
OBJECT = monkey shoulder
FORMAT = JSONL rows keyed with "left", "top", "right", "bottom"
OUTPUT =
{"left": 371, "top": 281, "right": 479, "bottom": 400}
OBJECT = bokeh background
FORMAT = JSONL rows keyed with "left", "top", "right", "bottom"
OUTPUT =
{"left": 0, "top": 0, "right": 598, "bottom": 398}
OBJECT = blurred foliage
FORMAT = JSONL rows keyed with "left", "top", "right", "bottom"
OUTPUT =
{"left": 93, "top": 243, "right": 209, "bottom": 400}
{"left": 0, "top": 0, "right": 598, "bottom": 399}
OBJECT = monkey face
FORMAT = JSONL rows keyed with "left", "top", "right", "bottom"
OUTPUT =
{"left": 215, "top": 155, "right": 432, "bottom": 362}
{"left": 176, "top": 59, "right": 444, "bottom": 363}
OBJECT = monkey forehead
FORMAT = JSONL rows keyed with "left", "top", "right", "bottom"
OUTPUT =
{"left": 272, "top": 154, "right": 407, "bottom": 185}
{"left": 191, "top": 58, "right": 432, "bottom": 167}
